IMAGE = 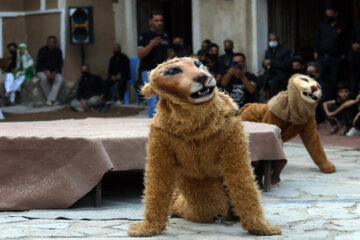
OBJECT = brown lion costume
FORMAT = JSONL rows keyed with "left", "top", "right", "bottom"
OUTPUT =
{"left": 239, "top": 74, "right": 336, "bottom": 173}
{"left": 128, "top": 57, "right": 281, "bottom": 237}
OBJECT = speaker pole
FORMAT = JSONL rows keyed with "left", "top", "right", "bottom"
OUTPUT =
{"left": 81, "top": 44, "right": 85, "bottom": 65}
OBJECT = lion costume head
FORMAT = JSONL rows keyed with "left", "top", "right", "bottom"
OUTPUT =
{"left": 268, "top": 74, "right": 322, "bottom": 125}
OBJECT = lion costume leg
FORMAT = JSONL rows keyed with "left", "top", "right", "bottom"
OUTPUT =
{"left": 220, "top": 119, "right": 281, "bottom": 235}
{"left": 169, "top": 177, "right": 230, "bottom": 223}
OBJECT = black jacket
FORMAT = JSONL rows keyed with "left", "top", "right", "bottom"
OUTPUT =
{"left": 264, "top": 46, "right": 292, "bottom": 76}
{"left": 77, "top": 73, "right": 103, "bottom": 100}
{"left": 108, "top": 52, "right": 130, "bottom": 81}
{"left": 314, "top": 21, "right": 347, "bottom": 56}
{"left": 36, "top": 46, "right": 63, "bottom": 73}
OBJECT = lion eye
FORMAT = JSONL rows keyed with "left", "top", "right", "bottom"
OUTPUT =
{"left": 194, "top": 60, "right": 203, "bottom": 68}
{"left": 164, "top": 67, "right": 182, "bottom": 76}
{"left": 300, "top": 77, "right": 309, "bottom": 83}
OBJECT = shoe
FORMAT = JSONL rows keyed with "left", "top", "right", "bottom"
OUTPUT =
{"left": 45, "top": 100, "right": 53, "bottom": 106}
{"left": 346, "top": 127, "right": 360, "bottom": 137}
{"left": 327, "top": 126, "right": 339, "bottom": 135}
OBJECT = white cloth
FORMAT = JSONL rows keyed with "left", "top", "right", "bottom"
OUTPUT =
{"left": 4, "top": 73, "right": 25, "bottom": 102}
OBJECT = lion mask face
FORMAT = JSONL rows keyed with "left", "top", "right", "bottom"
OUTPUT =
{"left": 291, "top": 74, "right": 322, "bottom": 104}
{"left": 142, "top": 57, "right": 217, "bottom": 104}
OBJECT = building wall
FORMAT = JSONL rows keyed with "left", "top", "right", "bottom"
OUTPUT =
{"left": 0, "top": 0, "right": 25, "bottom": 11}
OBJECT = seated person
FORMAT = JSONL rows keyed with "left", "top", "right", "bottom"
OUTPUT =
{"left": 70, "top": 64, "right": 104, "bottom": 112}
{"left": 36, "top": 35, "right": 64, "bottom": 106}
{"left": 171, "top": 37, "right": 190, "bottom": 57}
{"left": 196, "top": 39, "right": 211, "bottom": 55}
{"left": 218, "top": 39, "right": 235, "bottom": 72}
{"left": 291, "top": 55, "right": 305, "bottom": 74}
{"left": 206, "top": 43, "right": 222, "bottom": 85}
{"left": 221, "top": 53, "right": 257, "bottom": 108}
{"left": 4, "top": 43, "right": 34, "bottom": 105}
{"left": 258, "top": 33, "right": 292, "bottom": 98}
{"left": 103, "top": 43, "right": 130, "bottom": 103}
{"left": 323, "top": 82, "right": 359, "bottom": 135}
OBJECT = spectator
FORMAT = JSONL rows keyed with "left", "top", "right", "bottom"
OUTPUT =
{"left": 137, "top": 10, "right": 169, "bottom": 117}
{"left": 323, "top": 82, "right": 358, "bottom": 135}
{"left": 4, "top": 43, "right": 34, "bottom": 105}
{"left": 259, "top": 33, "right": 291, "bottom": 98}
{"left": 346, "top": 91, "right": 360, "bottom": 136}
{"left": 351, "top": 19, "right": 360, "bottom": 94}
{"left": 221, "top": 53, "right": 257, "bottom": 108}
{"left": 197, "top": 49, "right": 208, "bottom": 65}
{"left": 218, "top": 39, "right": 235, "bottom": 72}
{"left": 103, "top": 43, "right": 130, "bottom": 104}
{"left": 36, "top": 35, "right": 64, "bottom": 106}
{"left": 171, "top": 37, "right": 190, "bottom": 57}
{"left": 314, "top": 6, "right": 346, "bottom": 100}
{"left": 206, "top": 43, "right": 222, "bottom": 84}
{"left": 5, "top": 42, "right": 17, "bottom": 73}
{"left": 70, "top": 64, "right": 104, "bottom": 112}
{"left": 291, "top": 55, "right": 305, "bottom": 74}
{"left": 197, "top": 39, "right": 211, "bottom": 55}
{"left": 307, "top": 61, "right": 327, "bottom": 123}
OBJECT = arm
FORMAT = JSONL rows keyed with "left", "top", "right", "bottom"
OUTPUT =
{"left": 323, "top": 99, "right": 336, "bottom": 118}
{"left": 331, "top": 98, "right": 359, "bottom": 116}
{"left": 269, "top": 48, "right": 292, "bottom": 70}
{"left": 220, "top": 119, "right": 281, "bottom": 235}
{"left": 221, "top": 68, "right": 235, "bottom": 87}
{"left": 299, "top": 118, "right": 336, "bottom": 173}
{"left": 241, "top": 74, "right": 256, "bottom": 94}
{"left": 128, "top": 128, "right": 176, "bottom": 237}
{"left": 138, "top": 37, "right": 162, "bottom": 59}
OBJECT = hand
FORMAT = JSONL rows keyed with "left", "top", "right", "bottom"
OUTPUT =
{"left": 116, "top": 73, "right": 121, "bottom": 79}
{"left": 263, "top": 59, "right": 271, "bottom": 68}
{"left": 355, "top": 94, "right": 360, "bottom": 102}
{"left": 150, "top": 37, "right": 163, "bottom": 47}
{"left": 80, "top": 99, "right": 87, "bottom": 110}
{"left": 167, "top": 49, "right": 176, "bottom": 59}
{"left": 354, "top": 112, "right": 360, "bottom": 126}
{"left": 111, "top": 75, "right": 117, "bottom": 81}
{"left": 352, "top": 43, "right": 360, "bottom": 52}
{"left": 238, "top": 68, "right": 245, "bottom": 78}
{"left": 45, "top": 71, "right": 52, "bottom": 79}
{"left": 327, "top": 112, "right": 336, "bottom": 118}
{"left": 228, "top": 67, "right": 238, "bottom": 75}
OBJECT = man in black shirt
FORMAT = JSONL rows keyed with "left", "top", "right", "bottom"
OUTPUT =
{"left": 171, "top": 37, "right": 190, "bottom": 58}
{"left": 314, "top": 6, "right": 346, "bottom": 100}
{"left": 259, "top": 33, "right": 291, "bottom": 98}
{"left": 103, "top": 43, "right": 130, "bottom": 103}
{"left": 5, "top": 42, "right": 17, "bottom": 73}
{"left": 206, "top": 43, "right": 222, "bottom": 85}
{"left": 36, "top": 35, "right": 64, "bottom": 106}
{"left": 218, "top": 39, "right": 234, "bottom": 73}
{"left": 137, "top": 11, "right": 169, "bottom": 117}
{"left": 70, "top": 64, "right": 104, "bottom": 112}
{"left": 221, "top": 53, "right": 257, "bottom": 108}
{"left": 351, "top": 19, "right": 360, "bottom": 94}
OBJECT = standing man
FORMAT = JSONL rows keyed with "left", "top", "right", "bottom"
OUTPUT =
{"left": 138, "top": 11, "right": 169, "bottom": 117}
{"left": 36, "top": 35, "right": 64, "bottom": 106}
{"left": 351, "top": 18, "right": 360, "bottom": 94}
{"left": 221, "top": 53, "right": 257, "bottom": 108}
{"left": 218, "top": 39, "right": 235, "bottom": 72}
{"left": 314, "top": 6, "right": 346, "bottom": 100}
{"left": 103, "top": 43, "right": 130, "bottom": 104}
{"left": 260, "top": 33, "right": 292, "bottom": 98}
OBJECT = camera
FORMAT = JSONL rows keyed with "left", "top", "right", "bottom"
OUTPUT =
{"left": 232, "top": 62, "right": 243, "bottom": 70}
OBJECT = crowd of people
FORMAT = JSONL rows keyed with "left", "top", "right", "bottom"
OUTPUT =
{"left": 0, "top": 7, "right": 359, "bottom": 137}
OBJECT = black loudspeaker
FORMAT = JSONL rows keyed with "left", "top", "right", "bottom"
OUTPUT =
{"left": 69, "top": 6, "right": 94, "bottom": 44}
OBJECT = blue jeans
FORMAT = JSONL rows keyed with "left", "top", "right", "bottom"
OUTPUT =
{"left": 142, "top": 71, "right": 158, "bottom": 118}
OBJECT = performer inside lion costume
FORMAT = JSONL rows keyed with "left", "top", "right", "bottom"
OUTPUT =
{"left": 128, "top": 57, "right": 281, "bottom": 237}
{"left": 239, "top": 74, "right": 336, "bottom": 174}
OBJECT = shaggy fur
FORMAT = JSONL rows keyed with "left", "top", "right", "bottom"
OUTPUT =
{"left": 128, "top": 57, "right": 281, "bottom": 237}
{"left": 239, "top": 74, "right": 336, "bottom": 173}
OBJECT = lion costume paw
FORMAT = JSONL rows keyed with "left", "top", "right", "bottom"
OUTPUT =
{"left": 243, "top": 218, "right": 282, "bottom": 235}
{"left": 128, "top": 221, "right": 165, "bottom": 237}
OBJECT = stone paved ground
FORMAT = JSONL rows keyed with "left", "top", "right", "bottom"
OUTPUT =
{"left": 0, "top": 143, "right": 359, "bottom": 240}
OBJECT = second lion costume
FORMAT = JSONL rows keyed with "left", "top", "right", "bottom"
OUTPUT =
{"left": 239, "top": 74, "right": 336, "bottom": 173}
{"left": 128, "top": 57, "right": 281, "bottom": 237}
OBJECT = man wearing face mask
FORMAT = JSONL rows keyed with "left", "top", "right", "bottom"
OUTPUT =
{"left": 171, "top": 37, "right": 189, "bottom": 58}
{"left": 218, "top": 39, "right": 235, "bottom": 72}
{"left": 206, "top": 43, "right": 222, "bottom": 85}
{"left": 70, "top": 64, "right": 104, "bottom": 112}
{"left": 306, "top": 61, "right": 327, "bottom": 123}
{"left": 221, "top": 53, "right": 257, "bottom": 108}
{"left": 103, "top": 43, "right": 130, "bottom": 104}
{"left": 314, "top": 6, "right": 346, "bottom": 100}
{"left": 260, "top": 33, "right": 292, "bottom": 98}
{"left": 291, "top": 55, "right": 304, "bottom": 74}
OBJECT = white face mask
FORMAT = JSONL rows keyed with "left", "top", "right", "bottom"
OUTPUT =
{"left": 269, "top": 41, "right": 278, "bottom": 48}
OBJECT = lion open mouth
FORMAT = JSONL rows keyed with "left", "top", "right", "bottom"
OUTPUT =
{"left": 302, "top": 91, "right": 319, "bottom": 101}
{"left": 190, "top": 86, "right": 215, "bottom": 99}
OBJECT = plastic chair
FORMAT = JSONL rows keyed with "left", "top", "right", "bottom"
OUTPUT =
{"left": 124, "top": 58, "right": 140, "bottom": 104}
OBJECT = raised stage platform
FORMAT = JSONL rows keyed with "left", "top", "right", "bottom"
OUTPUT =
{"left": 0, "top": 118, "right": 286, "bottom": 210}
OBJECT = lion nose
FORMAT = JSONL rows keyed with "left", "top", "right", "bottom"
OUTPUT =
{"left": 193, "top": 74, "right": 208, "bottom": 84}
{"left": 311, "top": 86, "right": 318, "bottom": 93}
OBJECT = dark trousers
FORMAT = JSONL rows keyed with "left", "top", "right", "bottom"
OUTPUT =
{"left": 328, "top": 104, "right": 357, "bottom": 127}
{"left": 317, "top": 56, "right": 341, "bottom": 100}
{"left": 258, "top": 73, "right": 289, "bottom": 98}
{"left": 103, "top": 77, "right": 127, "bottom": 101}
{"left": 351, "top": 62, "right": 360, "bottom": 94}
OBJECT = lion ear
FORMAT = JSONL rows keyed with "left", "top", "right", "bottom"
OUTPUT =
{"left": 141, "top": 83, "right": 156, "bottom": 97}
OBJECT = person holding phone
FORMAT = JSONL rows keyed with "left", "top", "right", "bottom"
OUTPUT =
{"left": 221, "top": 53, "right": 257, "bottom": 108}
